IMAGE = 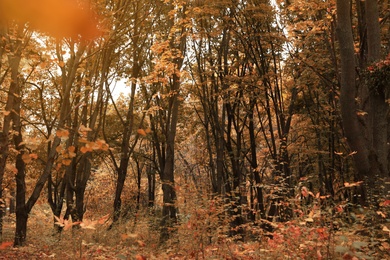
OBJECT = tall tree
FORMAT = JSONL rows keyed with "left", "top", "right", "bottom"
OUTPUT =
{"left": 148, "top": 0, "right": 187, "bottom": 242}
{"left": 336, "top": 0, "right": 389, "bottom": 207}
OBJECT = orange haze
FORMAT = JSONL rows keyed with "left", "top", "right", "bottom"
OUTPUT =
{"left": 0, "top": 0, "right": 101, "bottom": 39}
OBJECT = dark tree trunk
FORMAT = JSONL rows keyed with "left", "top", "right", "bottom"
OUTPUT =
{"left": 248, "top": 98, "right": 265, "bottom": 219}
{"left": 337, "top": 0, "right": 389, "bottom": 207}
{"left": 159, "top": 76, "right": 180, "bottom": 242}
{"left": 14, "top": 154, "right": 27, "bottom": 246}
{"left": 147, "top": 154, "right": 156, "bottom": 208}
{"left": 112, "top": 159, "right": 129, "bottom": 224}
{"left": 10, "top": 50, "right": 28, "bottom": 246}
{"left": 336, "top": 0, "right": 370, "bottom": 179}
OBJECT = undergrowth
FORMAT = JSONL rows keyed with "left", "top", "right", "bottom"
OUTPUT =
{"left": 0, "top": 195, "right": 389, "bottom": 259}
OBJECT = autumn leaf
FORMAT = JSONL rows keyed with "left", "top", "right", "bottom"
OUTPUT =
{"left": 137, "top": 129, "right": 147, "bottom": 136}
{"left": 0, "top": 0, "right": 101, "bottom": 39}
{"left": 56, "top": 129, "right": 69, "bottom": 139}
{"left": 58, "top": 61, "right": 65, "bottom": 68}
{"left": 98, "top": 214, "right": 110, "bottom": 224}
{"left": 29, "top": 153, "right": 38, "bottom": 159}
{"left": 62, "top": 159, "right": 72, "bottom": 166}
{"left": 54, "top": 215, "right": 80, "bottom": 230}
{"left": 136, "top": 240, "right": 146, "bottom": 247}
{"left": 68, "top": 146, "right": 76, "bottom": 158}
{"left": 79, "top": 125, "right": 92, "bottom": 136}
{"left": 381, "top": 200, "right": 390, "bottom": 207}
{"left": 344, "top": 181, "right": 363, "bottom": 188}
{"left": 56, "top": 146, "right": 63, "bottom": 153}
{"left": 80, "top": 219, "right": 98, "bottom": 230}
{"left": 376, "top": 211, "right": 386, "bottom": 218}
{"left": 22, "top": 153, "right": 32, "bottom": 164}
{"left": 78, "top": 138, "right": 89, "bottom": 143}
{"left": 135, "top": 255, "right": 147, "bottom": 260}
{"left": 55, "top": 163, "right": 62, "bottom": 171}
{"left": 80, "top": 146, "right": 91, "bottom": 154}
{"left": 0, "top": 241, "right": 13, "bottom": 250}
{"left": 54, "top": 215, "right": 65, "bottom": 227}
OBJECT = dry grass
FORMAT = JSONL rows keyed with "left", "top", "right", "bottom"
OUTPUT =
{"left": 1, "top": 198, "right": 389, "bottom": 259}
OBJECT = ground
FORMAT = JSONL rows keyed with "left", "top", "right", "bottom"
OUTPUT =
{"left": 0, "top": 202, "right": 389, "bottom": 259}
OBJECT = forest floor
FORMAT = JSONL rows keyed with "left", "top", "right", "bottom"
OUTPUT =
{"left": 0, "top": 202, "right": 389, "bottom": 259}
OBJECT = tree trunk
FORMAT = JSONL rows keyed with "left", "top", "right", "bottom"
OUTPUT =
{"left": 159, "top": 78, "right": 180, "bottom": 242}
{"left": 336, "top": 0, "right": 370, "bottom": 180}
{"left": 9, "top": 50, "right": 28, "bottom": 246}
{"left": 336, "top": 0, "right": 390, "bottom": 206}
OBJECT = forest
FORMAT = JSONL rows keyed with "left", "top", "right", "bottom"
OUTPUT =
{"left": 0, "top": 0, "right": 389, "bottom": 259}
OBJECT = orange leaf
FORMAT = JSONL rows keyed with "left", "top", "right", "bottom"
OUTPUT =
{"left": 137, "top": 129, "right": 147, "bottom": 136}
{"left": 0, "top": 0, "right": 101, "bottom": 39}
{"left": 80, "top": 146, "right": 91, "bottom": 154}
{"left": 68, "top": 146, "right": 76, "bottom": 153}
{"left": 29, "top": 153, "right": 38, "bottom": 159}
{"left": 120, "top": 234, "right": 129, "bottom": 240}
{"left": 135, "top": 254, "right": 147, "bottom": 260}
{"left": 56, "top": 146, "right": 63, "bottom": 153}
{"left": 98, "top": 214, "right": 110, "bottom": 224}
{"left": 0, "top": 241, "right": 13, "bottom": 250}
{"left": 56, "top": 129, "right": 69, "bottom": 138}
{"left": 137, "top": 240, "right": 146, "bottom": 247}
{"left": 22, "top": 153, "right": 32, "bottom": 164}
{"left": 62, "top": 159, "right": 72, "bottom": 166}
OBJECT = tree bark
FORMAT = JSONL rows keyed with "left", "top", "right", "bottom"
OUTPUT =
{"left": 336, "top": 0, "right": 370, "bottom": 180}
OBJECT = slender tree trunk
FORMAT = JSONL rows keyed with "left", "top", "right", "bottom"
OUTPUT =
{"left": 160, "top": 73, "right": 180, "bottom": 242}
{"left": 248, "top": 99, "right": 265, "bottom": 219}
{"left": 147, "top": 156, "right": 156, "bottom": 208}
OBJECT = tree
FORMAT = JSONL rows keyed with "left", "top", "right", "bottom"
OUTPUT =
{"left": 147, "top": 0, "right": 187, "bottom": 242}
{"left": 336, "top": 0, "right": 389, "bottom": 207}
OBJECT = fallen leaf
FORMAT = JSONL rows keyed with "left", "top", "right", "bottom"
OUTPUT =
{"left": 135, "top": 254, "right": 147, "bottom": 260}
{"left": 0, "top": 241, "right": 13, "bottom": 250}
